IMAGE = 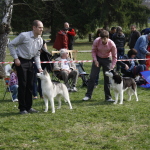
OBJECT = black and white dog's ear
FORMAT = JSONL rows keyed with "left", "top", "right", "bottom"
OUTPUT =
{"left": 109, "top": 69, "right": 115, "bottom": 74}
{"left": 110, "top": 69, "right": 119, "bottom": 76}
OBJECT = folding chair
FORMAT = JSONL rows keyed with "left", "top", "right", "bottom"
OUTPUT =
{"left": 51, "top": 50, "right": 78, "bottom": 84}
{"left": 3, "top": 77, "right": 13, "bottom": 101}
{"left": 51, "top": 70, "right": 74, "bottom": 89}
{"left": 51, "top": 50, "right": 78, "bottom": 61}
{"left": 5, "top": 64, "right": 12, "bottom": 76}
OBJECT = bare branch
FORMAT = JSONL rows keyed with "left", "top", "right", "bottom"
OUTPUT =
{"left": 13, "top": 3, "right": 28, "bottom": 6}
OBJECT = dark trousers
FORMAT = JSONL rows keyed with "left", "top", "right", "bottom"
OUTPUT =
{"left": 68, "top": 44, "right": 73, "bottom": 50}
{"left": 60, "top": 70, "right": 78, "bottom": 88}
{"left": 85, "top": 56, "right": 111, "bottom": 100}
{"left": 33, "top": 64, "right": 42, "bottom": 97}
{"left": 132, "top": 65, "right": 146, "bottom": 76}
{"left": 95, "top": 70, "right": 100, "bottom": 86}
{"left": 15, "top": 58, "right": 34, "bottom": 111}
{"left": 116, "top": 47, "right": 125, "bottom": 71}
{"left": 138, "top": 60, "right": 146, "bottom": 65}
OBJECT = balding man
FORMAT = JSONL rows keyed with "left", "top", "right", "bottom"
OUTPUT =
{"left": 64, "top": 22, "right": 76, "bottom": 50}
{"left": 8, "top": 20, "right": 44, "bottom": 114}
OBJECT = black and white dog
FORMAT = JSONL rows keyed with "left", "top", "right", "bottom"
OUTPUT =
{"left": 105, "top": 70, "right": 138, "bottom": 104}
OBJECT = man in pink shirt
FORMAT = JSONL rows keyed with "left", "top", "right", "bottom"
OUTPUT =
{"left": 82, "top": 30, "right": 117, "bottom": 101}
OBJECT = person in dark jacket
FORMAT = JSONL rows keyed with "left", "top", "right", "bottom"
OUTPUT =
{"left": 112, "top": 26, "right": 126, "bottom": 71}
{"left": 33, "top": 40, "right": 53, "bottom": 99}
{"left": 118, "top": 49, "right": 146, "bottom": 78}
{"left": 128, "top": 25, "right": 141, "bottom": 49}
{"left": 109, "top": 27, "right": 116, "bottom": 40}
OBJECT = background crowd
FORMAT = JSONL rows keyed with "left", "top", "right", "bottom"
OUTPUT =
{"left": 7, "top": 19, "right": 150, "bottom": 113}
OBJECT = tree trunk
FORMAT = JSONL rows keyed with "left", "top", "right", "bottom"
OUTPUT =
{"left": 0, "top": 0, "right": 13, "bottom": 78}
{"left": 103, "top": 21, "right": 109, "bottom": 31}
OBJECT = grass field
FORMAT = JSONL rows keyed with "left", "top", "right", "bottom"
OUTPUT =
{"left": 0, "top": 38, "right": 149, "bottom": 150}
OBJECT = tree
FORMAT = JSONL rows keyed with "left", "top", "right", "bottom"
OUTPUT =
{"left": 50, "top": 0, "right": 103, "bottom": 41}
{"left": 0, "top": 0, "right": 13, "bottom": 78}
{"left": 11, "top": 0, "right": 47, "bottom": 34}
{"left": 10, "top": 0, "right": 150, "bottom": 41}
{"left": 50, "top": 0, "right": 150, "bottom": 40}
{"left": 99, "top": 0, "right": 150, "bottom": 28}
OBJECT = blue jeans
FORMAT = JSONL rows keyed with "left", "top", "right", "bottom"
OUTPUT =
{"left": 9, "top": 85, "right": 18, "bottom": 100}
{"left": 132, "top": 65, "right": 146, "bottom": 76}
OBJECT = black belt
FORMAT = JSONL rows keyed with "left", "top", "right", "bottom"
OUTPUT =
{"left": 96, "top": 55, "right": 109, "bottom": 59}
{"left": 18, "top": 57, "right": 34, "bottom": 61}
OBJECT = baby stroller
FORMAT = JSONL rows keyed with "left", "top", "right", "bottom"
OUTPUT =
{"left": 76, "top": 63, "right": 89, "bottom": 87}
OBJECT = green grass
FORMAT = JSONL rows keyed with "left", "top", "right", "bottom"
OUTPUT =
{"left": 0, "top": 40, "right": 150, "bottom": 149}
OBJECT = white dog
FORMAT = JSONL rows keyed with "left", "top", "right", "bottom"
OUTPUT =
{"left": 105, "top": 70, "right": 138, "bottom": 104}
{"left": 37, "top": 69, "right": 72, "bottom": 113}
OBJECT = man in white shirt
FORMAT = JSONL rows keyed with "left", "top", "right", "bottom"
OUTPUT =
{"left": 53, "top": 49, "right": 78, "bottom": 92}
{"left": 8, "top": 20, "right": 43, "bottom": 114}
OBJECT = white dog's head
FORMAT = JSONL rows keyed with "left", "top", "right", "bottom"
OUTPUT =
{"left": 37, "top": 69, "right": 49, "bottom": 80}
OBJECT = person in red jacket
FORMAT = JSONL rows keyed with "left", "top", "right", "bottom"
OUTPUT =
{"left": 53, "top": 30, "right": 68, "bottom": 50}
{"left": 64, "top": 22, "right": 76, "bottom": 50}
{"left": 53, "top": 22, "right": 76, "bottom": 51}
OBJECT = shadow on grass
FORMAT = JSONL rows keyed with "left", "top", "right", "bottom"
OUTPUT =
{"left": 71, "top": 99, "right": 114, "bottom": 106}
{"left": 0, "top": 112, "right": 20, "bottom": 117}
{"left": 0, "top": 99, "right": 12, "bottom": 103}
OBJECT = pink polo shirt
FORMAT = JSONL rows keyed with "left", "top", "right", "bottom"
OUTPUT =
{"left": 92, "top": 37, "right": 117, "bottom": 69}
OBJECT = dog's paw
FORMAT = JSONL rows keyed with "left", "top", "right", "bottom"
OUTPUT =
{"left": 113, "top": 102, "right": 117, "bottom": 104}
{"left": 44, "top": 110, "right": 48, "bottom": 112}
{"left": 119, "top": 103, "right": 123, "bottom": 104}
{"left": 52, "top": 111, "right": 55, "bottom": 113}
{"left": 57, "top": 107, "right": 61, "bottom": 109}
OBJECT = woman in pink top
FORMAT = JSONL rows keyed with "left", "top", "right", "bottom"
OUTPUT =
{"left": 82, "top": 30, "right": 117, "bottom": 101}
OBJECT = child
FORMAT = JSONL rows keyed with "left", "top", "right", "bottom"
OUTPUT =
{"left": 9, "top": 64, "right": 18, "bottom": 102}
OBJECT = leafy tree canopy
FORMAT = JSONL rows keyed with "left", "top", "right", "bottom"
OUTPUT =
{"left": 11, "top": 0, "right": 150, "bottom": 40}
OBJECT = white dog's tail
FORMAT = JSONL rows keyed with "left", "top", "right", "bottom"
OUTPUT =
{"left": 61, "top": 84, "right": 72, "bottom": 109}
{"left": 61, "top": 84, "right": 69, "bottom": 101}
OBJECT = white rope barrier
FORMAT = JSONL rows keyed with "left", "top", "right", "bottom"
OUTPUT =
{"left": 0, "top": 58, "right": 149, "bottom": 64}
